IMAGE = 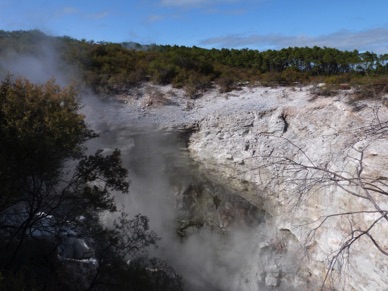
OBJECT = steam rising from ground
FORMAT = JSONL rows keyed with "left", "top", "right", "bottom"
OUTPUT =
{"left": 1, "top": 41, "right": 300, "bottom": 290}
{"left": 0, "top": 37, "right": 77, "bottom": 85}
{"left": 80, "top": 94, "right": 301, "bottom": 290}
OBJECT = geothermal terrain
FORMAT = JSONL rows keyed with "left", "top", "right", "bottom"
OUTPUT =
{"left": 82, "top": 83, "right": 388, "bottom": 291}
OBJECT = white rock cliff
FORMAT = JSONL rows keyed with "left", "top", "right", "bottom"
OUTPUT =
{"left": 116, "top": 83, "right": 388, "bottom": 290}
{"left": 187, "top": 87, "right": 388, "bottom": 290}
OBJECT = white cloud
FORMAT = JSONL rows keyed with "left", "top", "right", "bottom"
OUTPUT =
{"left": 86, "top": 11, "right": 109, "bottom": 20}
{"left": 161, "top": 0, "right": 207, "bottom": 5}
{"left": 62, "top": 6, "right": 78, "bottom": 14}
{"left": 160, "top": 0, "right": 239, "bottom": 7}
{"left": 200, "top": 28, "right": 388, "bottom": 53}
{"left": 147, "top": 14, "right": 166, "bottom": 22}
{"left": 204, "top": 7, "right": 246, "bottom": 15}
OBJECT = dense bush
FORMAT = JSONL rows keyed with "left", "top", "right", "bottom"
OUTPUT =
{"left": 1, "top": 29, "right": 388, "bottom": 97}
{"left": 0, "top": 30, "right": 388, "bottom": 97}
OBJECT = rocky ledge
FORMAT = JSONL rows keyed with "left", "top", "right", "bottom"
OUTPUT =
{"left": 187, "top": 86, "right": 388, "bottom": 290}
{"left": 109, "top": 83, "right": 388, "bottom": 290}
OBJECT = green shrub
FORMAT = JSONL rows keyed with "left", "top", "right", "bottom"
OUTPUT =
{"left": 185, "top": 73, "right": 212, "bottom": 98}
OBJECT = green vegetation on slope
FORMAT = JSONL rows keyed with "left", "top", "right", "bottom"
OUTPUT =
{"left": 1, "top": 29, "right": 387, "bottom": 97}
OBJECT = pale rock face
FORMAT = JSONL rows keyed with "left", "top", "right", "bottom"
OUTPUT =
{"left": 188, "top": 90, "right": 388, "bottom": 290}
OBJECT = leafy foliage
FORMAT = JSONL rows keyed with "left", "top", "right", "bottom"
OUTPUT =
{"left": 0, "top": 76, "right": 181, "bottom": 290}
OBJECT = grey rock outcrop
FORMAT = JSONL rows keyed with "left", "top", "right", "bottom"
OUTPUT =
{"left": 188, "top": 90, "right": 388, "bottom": 290}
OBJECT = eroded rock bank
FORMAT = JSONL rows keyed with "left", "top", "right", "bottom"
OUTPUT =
{"left": 104, "top": 83, "right": 388, "bottom": 290}
{"left": 187, "top": 88, "right": 388, "bottom": 290}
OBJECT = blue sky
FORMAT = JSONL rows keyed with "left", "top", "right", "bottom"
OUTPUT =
{"left": 1, "top": 0, "right": 388, "bottom": 53}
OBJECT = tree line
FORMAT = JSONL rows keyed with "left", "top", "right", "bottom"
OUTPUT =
{"left": 1, "top": 29, "right": 387, "bottom": 96}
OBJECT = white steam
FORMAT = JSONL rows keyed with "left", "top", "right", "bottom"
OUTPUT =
{"left": 0, "top": 37, "right": 77, "bottom": 85}
{"left": 0, "top": 38, "right": 303, "bottom": 290}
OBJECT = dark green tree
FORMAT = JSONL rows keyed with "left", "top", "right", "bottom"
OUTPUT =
{"left": 0, "top": 76, "right": 181, "bottom": 290}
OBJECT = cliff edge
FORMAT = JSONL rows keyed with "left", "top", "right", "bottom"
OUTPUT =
{"left": 187, "top": 86, "right": 388, "bottom": 290}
